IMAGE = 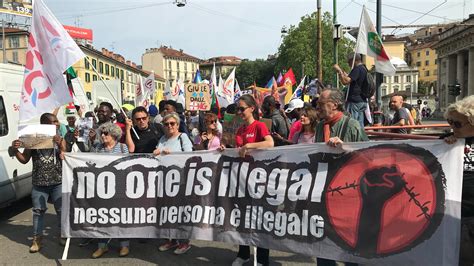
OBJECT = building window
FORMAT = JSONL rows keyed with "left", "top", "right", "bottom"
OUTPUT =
{"left": 99, "top": 62, "right": 103, "bottom": 73}
{"left": 184, "top": 63, "right": 187, "bottom": 71}
{"left": 116, "top": 68, "right": 119, "bottom": 78}
{"left": 434, "top": 59, "right": 438, "bottom": 65}
{"left": 177, "top": 62, "right": 180, "bottom": 71}
{"left": 382, "top": 88, "right": 387, "bottom": 96}
{"left": 434, "top": 69, "right": 437, "bottom": 75}
{"left": 168, "top": 60, "right": 172, "bottom": 70}
{"left": 425, "top": 70, "right": 430, "bottom": 76}
{"left": 93, "top": 74, "right": 98, "bottom": 81}
{"left": 92, "top": 59, "right": 97, "bottom": 69}
{"left": 85, "top": 58, "right": 90, "bottom": 69}
{"left": 393, "top": 85, "right": 399, "bottom": 93}
{"left": 406, "top": 75, "right": 411, "bottom": 82}
{"left": 383, "top": 76, "right": 387, "bottom": 83}
{"left": 111, "top": 66, "right": 115, "bottom": 77}
{"left": 417, "top": 52, "right": 420, "bottom": 57}
{"left": 85, "top": 73, "right": 91, "bottom": 83}
{"left": 120, "top": 70, "right": 124, "bottom": 80}
{"left": 425, "top": 60, "right": 429, "bottom": 66}
{"left": 169, "top": 71, "right": 172, "bottom": 79}
{"left": 105, "top": 64, "right": 110, "bottom": 75}
{"left": 426, "top": 50, "right": 429, "bottom": 56}
{"left": 394, "top": 76, "right": 399, "bottom": 83}
{"left": 12, "top": 51, "right": 18, "bottom": 63}
{"left": 0, "top": 40, "right": 2, "bottom": 49}
{"left": 9, "top": 36, "right": 20, "bottom": 48}
{"left": 416, "top": 61, "right": 421, "bottom": 67}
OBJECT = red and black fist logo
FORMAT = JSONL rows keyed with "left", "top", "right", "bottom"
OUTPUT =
{"left": 324, "top": 144, "right": 445, "bottom": 258}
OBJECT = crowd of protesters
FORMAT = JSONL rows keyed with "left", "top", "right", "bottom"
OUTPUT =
{"left": 8, "top": 69, "right": 474, "bottom": 264}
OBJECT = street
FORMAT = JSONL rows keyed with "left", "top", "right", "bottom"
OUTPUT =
{"left": 0, "top": 198, "right": 315, "bottom": 265}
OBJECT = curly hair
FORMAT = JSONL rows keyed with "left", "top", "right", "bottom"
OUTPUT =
{"left": 98, "top": 122, "right": 123, "bottom": 141}
{"left": 444, "top": 95, "right": 474, "bottom": 126}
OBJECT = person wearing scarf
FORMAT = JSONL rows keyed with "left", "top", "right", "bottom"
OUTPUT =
{"left": 315, "top": 89, "right": 368, "bottom": 146}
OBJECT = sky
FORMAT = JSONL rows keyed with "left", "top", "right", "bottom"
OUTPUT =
{"left": 31, "top": 0, "right": 474, "bottom": 64}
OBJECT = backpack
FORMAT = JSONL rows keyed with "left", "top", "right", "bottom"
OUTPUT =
{"left": 361, "top": 65, "right": 376, "bottom": 99}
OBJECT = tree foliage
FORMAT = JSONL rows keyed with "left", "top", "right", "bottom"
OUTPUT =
{"left": 275, "top": 12, "right": 354, "bottom": 86}
{"left": 236, "top": 59, "right": 276, "bottom": 88}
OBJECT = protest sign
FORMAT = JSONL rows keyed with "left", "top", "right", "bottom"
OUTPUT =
{"left": 76, "top": 117, "right": 93, "bottom": 142}
{"left": 18, "top": 124, "right": 56, "bottom": 149}
{"left": 62, "top": 140, "right": 464, "bottom": 265}
{"left": 185, "top": 83, "right": 211, "bottom": 111}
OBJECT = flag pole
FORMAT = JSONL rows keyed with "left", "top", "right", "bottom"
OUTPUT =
{"left": 345, "top": 5, "right": 365, "bottom": 102}
{"left": 84, "top": 57, "right": 140, "bottom": 140}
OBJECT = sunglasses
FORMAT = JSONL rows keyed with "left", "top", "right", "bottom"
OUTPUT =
{"left": 447, "top": 119, "right": 466, "bottom": 129}
{"left": 134, "top": 116, "right": 148, "bottom": 121}
{"left": 206, "top": 120, "right": 217, "bottom": 124}
{"left": 164, "top": 121, "right": 177, "bottom": 127}
{"left": 237, "top": 106, "right": 250, "bottom": 113}
{"left": 100, "top": 131, "right": 109, "bottom": 136}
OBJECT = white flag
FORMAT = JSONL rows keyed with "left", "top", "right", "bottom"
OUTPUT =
{"left": 20, "top": 0, "right": 85, "bottom": 122}
{"left": 291, "top": 76, "right": 306, "bottom": 100}
{"left": 210, "top": 63, "right": 217, "bottom": 98}
{"left": 135, "top": 76, "right": 148, "bottom": 108}
{"left": 176, "top": 78, "right": 186, "bottom": 106}
{"left": 164, "top": 81, "right": 171, "bottom": 100}
{"left": 222, "top": 68, "right": 235, "bottom": 105}
{"left": 355, "top": 6, "right": 396, "bottom": 76}
{"left": 217, "top": 74, "right": 228, "bottom": 107}
{"left": 143, "top": 72, "right": 155, "bottom": 96}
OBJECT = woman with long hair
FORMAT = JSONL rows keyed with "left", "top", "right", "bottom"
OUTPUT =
{"left": 194, "top": 112, "right": 221, "bottom": 150}
{"left": 231, "top": 94, "right": 273, "bottom": 265}
{"left": 292, "top": 106, "right": 319, "bottom": 144}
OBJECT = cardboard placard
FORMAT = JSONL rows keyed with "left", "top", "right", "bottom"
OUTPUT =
{"left": 18, "top": 124, "right": 56, "bottom": 149}
{"left": 185, "top": 83, "right": 211, "bottom": 111}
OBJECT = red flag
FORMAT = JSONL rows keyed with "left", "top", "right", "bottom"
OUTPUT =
{"left": 283, "top": 68, "right": 297, "bottom": 86}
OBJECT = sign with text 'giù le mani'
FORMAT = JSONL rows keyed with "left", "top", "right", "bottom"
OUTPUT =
{"left": 62, "top": 140, "right": 464, "bottom": 265}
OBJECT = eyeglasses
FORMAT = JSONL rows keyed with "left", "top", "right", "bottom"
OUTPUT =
{"left": 206, "top": 120, "right": 217, "bottom": 124}
{"left": 134, "top": 116, "right": 148, "bottom": 121}
{"left": 447, "top": 119, "right": 467, "bottom": 129}
{"left": 237, "top": 106, "right": 250, "bottom": 113}
{"left": 164, "top": 121, "right": 177, "bottom": 127}
{"left": 100, "top": 131, "right": 109, "bottom": 136}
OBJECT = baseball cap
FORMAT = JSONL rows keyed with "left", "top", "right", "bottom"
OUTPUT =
{"left": 285, "top": 98, "right": 305, "bottom": 113}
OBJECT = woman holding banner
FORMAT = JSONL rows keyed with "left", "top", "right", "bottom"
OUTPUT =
{"left": 90, "top": 122, "right": 130, "bottom": 258}
{"left": 154, "top": 113, "right": 193, "bottom": 255}
{"left": 194, "top": 112, "right": 221, "bottom": 151}
{"left": 231, "top": 94, "right": 274, "bottom": 265}
{"left": 442, "top": 95, "right": 474, "bottom": 264}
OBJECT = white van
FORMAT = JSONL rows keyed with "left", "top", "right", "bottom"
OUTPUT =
{"left": 0, "top": 63, "right": 93, "bottom": 207}
{"left": 0, "top": 63, "right": 33, "bottom": 207}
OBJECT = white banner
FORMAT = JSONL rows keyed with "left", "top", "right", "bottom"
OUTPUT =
{"left": 62, "top": 140, "right": 463, "bottom": 265}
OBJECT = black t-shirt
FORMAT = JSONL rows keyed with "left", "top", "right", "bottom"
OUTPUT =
{"left": 131, "top": 124, "right": 163, "bottom": 153}
{"left": 347, "top": 64, "right": 367, "bottom": 103}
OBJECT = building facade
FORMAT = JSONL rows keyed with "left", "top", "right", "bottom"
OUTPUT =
{"left": 200, "top": 56, "right": 241, "bottom": 79}
{"left": 407, "top": 41, "right": 438, "bottom": 93}
{"left": 73, "top": 46, "right": 166, "bottom": 105}
{"left": 379, "top": 58, "right": 419, "bottom": 109}
{"left": 0, "top": 28, "right": 28, "bottom": 65}
{"left": 142, "top": 46, "right": 201, "bottom": 88}
{"left": 434, "top": 14, "right": 474, "bottom": 112}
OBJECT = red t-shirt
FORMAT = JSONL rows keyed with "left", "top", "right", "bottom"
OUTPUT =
{"left": 288, "top": 120, "right": 302, "bottom": 141}
{"left": 235, "top": 120, "right": 270, "bottom": 147}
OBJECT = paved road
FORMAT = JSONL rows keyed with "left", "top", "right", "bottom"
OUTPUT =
{"left": 0, "top": 198, "right": 316, "bottom": 265}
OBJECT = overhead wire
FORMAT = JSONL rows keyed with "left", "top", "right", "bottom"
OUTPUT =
{"left": 57, "top": 1, "right": 173, "bottom": 20}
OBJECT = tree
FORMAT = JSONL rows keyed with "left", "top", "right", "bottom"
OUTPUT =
{"left": 236, "top": 59, "right": 276, "bottom": 88}
{"left": 275, "top": 12, "right": 354, "bottom": 86}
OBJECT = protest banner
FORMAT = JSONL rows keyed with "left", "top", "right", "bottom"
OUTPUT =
{"left": 185, "top": 83, "right": 211, "bottom": 111}
{"left": 62, "top": 140, "right": 464, "bottom": 265}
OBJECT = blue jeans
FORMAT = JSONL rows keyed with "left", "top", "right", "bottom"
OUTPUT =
{"left": 346, "top": 101, "right": 367, "bottom": 128}
{"left": 31, "top": 184, "right": 62, "bottom": 236}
